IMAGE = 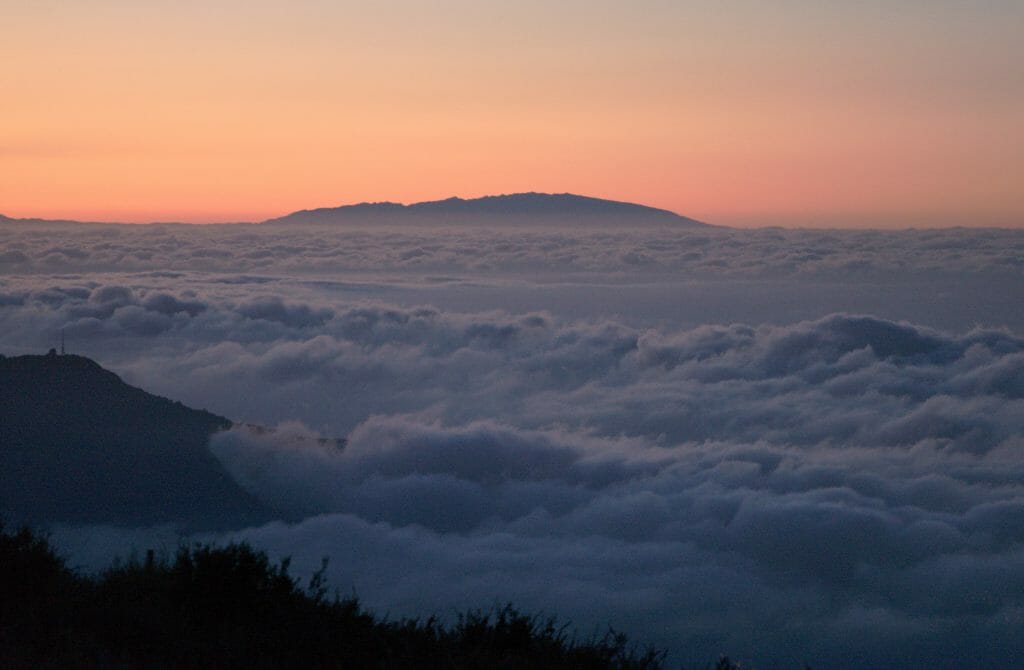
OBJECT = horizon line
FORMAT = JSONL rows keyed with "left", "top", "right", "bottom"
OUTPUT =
{"left": 2, "top": 191, "right": 1021, "bottom": 230}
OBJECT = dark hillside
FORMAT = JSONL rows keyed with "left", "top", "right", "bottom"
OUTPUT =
{"left": 0, "top": 352, "right": 268, "bottom": 529}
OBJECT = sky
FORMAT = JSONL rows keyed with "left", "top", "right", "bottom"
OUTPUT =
{"left": 2, "top": 0, "right": 1022, "bottom": 227}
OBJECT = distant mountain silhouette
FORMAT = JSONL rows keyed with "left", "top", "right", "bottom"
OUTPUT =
{"left": 262, "top": 192, "right": 708, "bottom": 226}
{"left": 0, "top": 352, "right": 270, "bottom": 530}
{"left": 0, "top": 213, "right": 82, "bottom": 225}
{"left": 1, "top": 193, "right": 709, "bottom": 227}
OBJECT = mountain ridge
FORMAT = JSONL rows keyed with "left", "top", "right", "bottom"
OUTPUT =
{"left": 263, "top": 192, "right": 707, "bottom": 226}
{"left": 0, "top": 193, "right": 708, "bottom": 226}
{"left": 0, "top": 351, "right": 271, "bottom": 530}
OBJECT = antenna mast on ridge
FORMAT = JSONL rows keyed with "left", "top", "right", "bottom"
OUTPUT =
{"left": 60, "top": 328, "right": 65, "bottom": 355}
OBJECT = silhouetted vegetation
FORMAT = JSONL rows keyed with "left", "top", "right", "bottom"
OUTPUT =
{"left": 0, "top": 524, "right": 665, "bottom": 668}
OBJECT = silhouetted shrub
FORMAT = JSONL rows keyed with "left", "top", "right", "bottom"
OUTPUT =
{"left": 0, "top": 524, "right": 90, "bottom": 667}
{"left": 0, "top": 525, "right": 664, "bottom": 668}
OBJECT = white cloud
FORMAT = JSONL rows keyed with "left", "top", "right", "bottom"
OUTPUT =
{"left": 5, "top": 222, "right": 1024, "bottom": 668}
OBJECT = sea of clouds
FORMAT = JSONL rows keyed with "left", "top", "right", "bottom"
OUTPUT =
{"left": 3, "top": 221, "right": 1024, "bottom": 668}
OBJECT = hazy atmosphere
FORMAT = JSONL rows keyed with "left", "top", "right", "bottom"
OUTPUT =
{"left": 3, "top": 1, "right": 1023, "bottom": 668}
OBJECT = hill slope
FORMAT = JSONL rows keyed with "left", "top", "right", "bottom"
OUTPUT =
{"left": 262, "top": 192, "right": 707, "bottom": 226}
{"left": 0, "top": 352, "right": 269, "bottom": 529}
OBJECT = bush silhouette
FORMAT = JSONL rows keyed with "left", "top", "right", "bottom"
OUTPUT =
{"left": 0, "top": 524, "right": 664, "bottom": 669}
{"left": 0, "top": 525, "right": 88, "bottom": 666}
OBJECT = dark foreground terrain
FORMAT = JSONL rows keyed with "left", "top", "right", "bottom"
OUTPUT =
{"left": 0, "top": 525, "right": 667, "bottom": 669}
{"left": 0, "top": 352, "right": 268, "bottom": 529}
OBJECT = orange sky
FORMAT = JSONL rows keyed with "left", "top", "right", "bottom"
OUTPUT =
{"left": 2, "top": 1, "right": 1022, "bottom": 227}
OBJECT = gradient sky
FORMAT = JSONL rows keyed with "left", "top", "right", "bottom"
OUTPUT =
{"left": 2, "top": 0, "right": 1022, "bottom": 227}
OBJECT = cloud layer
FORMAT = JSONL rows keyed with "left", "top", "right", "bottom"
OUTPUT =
{"left": 4, "top": 223, "right": 1024, "bottom": 668}
{"left": 2, "top": 221, "right": 1023, "bottom": 279}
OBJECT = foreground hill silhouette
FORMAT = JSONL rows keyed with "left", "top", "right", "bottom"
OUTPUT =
{"left": 261, "top": 192, "right": 708, "bottom": 227}
{"left": 0, "top": 352, "right": 269, "bottom": 530}
{"left": 0, "top": 525, "right": 668, "bottom": 669}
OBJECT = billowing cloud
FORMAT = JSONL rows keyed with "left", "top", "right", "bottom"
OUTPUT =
{"left": 5, "top": 223, "right": 1024, "bottom": 668}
